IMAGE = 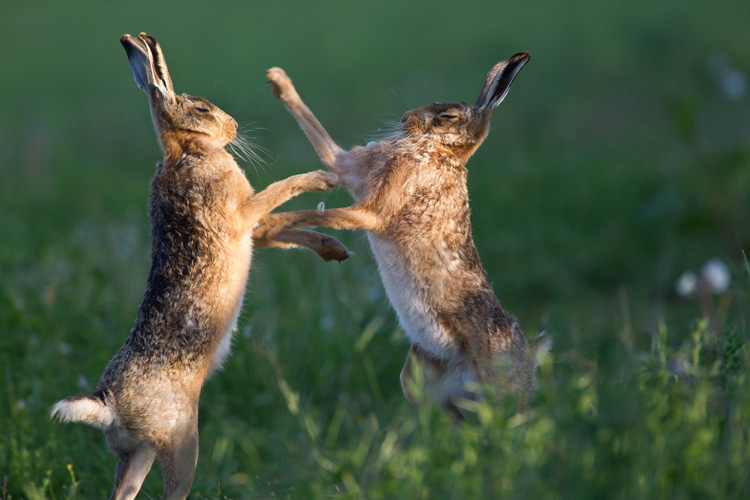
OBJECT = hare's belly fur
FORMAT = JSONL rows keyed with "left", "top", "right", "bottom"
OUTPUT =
{"left": 208, "top": 233, "right": 253, "bottom": 374}
{"left": 368, "top": 234, "right": 459, "bottom": 360}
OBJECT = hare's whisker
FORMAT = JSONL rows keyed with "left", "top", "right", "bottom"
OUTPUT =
{"left": 229, "top": 128, "right": 269, "bottom": 175}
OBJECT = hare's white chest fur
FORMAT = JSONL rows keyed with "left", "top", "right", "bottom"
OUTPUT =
{"left": 368, "top": 233, "right": 460, "bottom": 360}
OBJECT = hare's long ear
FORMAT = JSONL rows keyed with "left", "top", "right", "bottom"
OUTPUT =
{"left": 120, "top": 33, "right": 174, "bottom": 101}
{"left": 120, "top": 34, "right": 152, "bottom": 94}
{"left": 475, "top": 52, "right": 530, "bottom": 111}
{"left": 139, "top": 33, "right": 174, "bottom": 95}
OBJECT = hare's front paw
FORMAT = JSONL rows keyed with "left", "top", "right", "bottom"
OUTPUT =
{"left": 267, "top": 67, "right": 294, "bottom": 101}
{"left": 308, "top": 170, "right": 340, "bottom": 191}
{"left": 317, "top": 235, "right": 352, "bottom": 262}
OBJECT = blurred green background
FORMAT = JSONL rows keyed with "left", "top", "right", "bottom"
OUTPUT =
{"left": 2, "top": 0, "right": 749, "bottom": 498}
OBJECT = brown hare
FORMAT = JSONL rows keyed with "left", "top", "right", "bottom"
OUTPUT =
{"left": 51, "top": 33, "right": 345, "bottom": 500}
{"left": 258, "top": 53, "right": 548, "bottom": 418}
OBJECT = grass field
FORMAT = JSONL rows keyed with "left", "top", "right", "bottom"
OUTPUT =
{"left": 2, "top": 0, "right": 750, "bottom": 498}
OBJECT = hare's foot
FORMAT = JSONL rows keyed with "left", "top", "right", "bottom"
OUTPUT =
{"left": 267, "top": 67, "right": 297, "bottom": 103}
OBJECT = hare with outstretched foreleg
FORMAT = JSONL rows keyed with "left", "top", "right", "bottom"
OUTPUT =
{"left": 259, "top": 53, "right": 548, "bottom": 418}
{"left": 51, "top": 33, "right": 345, "bottom": 500}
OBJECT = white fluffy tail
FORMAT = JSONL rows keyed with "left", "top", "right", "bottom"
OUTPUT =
{"left": 51, "top": 393, "right": 116, "bottom": 429}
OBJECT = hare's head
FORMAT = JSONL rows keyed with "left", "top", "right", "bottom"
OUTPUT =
{"left": 400, "top": 53, "right": 529, "bottom": 153}
{"left": 121, "top": 33, "right": 238, "bottom": 161}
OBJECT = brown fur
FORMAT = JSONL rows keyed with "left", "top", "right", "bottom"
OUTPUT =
{"left": 258, "top": 54, "right": 548, "bottom": 418}
{"left": 51, "top": 33, "right": 346, "bottom": 500}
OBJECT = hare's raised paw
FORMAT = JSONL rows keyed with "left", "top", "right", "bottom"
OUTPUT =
{"left": 306, "top": 170, "right": 340, "bottom": 191}
{"left": 315, "top": 234, "right": 352, "bottom": 262}
{"left": 267, "top": 67, "right": 295, "bottom": 101}
{"left": 253, "top": 227, "right": 352, "bottom": 262}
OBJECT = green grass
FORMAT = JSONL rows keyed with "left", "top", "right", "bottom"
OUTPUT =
{"left": 2, "top": 0, "right": 750, "bottom": 498}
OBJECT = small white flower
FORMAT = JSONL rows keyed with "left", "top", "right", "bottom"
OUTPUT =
{"left": 17, "top": 399, "right": 27, "bottom": 410}
{"left": 676, "top": 271, "right": 698, "bottom": 298}
{"left": 317, "top": 202, "right": 326, "bottom": 215}
{"left": 701, "top": 258, "right": 731, "bottom": 294}
{"left": 58, "top": 342, "right": 72, "bottom": 356}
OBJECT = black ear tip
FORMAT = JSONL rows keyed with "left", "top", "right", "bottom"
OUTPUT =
{"left": 139, "top": 33, "right": 159, "bottom": 48}
{"left": 120, "top": 34, "right": 135, "bottom": 48}
{"left": 474, "top": 51, "right": 530, "bottom": 109}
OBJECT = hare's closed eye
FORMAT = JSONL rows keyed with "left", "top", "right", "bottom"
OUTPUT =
{"left": 437, "top": 107, "right": 462, "bottom": 121}
{"left": 187, "top": 96, "right": 211, "bottom": 113}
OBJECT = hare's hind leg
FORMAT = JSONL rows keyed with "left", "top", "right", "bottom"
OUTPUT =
{"left": 400, "top": 345, "right": 448, "bottom": 409}
{"left": 109, "top": 445, "right": 157, "bottom": 500}
{"left": 267, "top": 67, "right": 344, "bottom": 171}
{"left": 158, "top": 425, "right": 199, "bottom": 500}
{"left": 400, "top": 345, "right": 473, "bottom": 421}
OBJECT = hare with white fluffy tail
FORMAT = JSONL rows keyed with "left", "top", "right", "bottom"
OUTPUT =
{"left": 51, "top": 33, "right": 346, "bottom": 500}
{"left": 259, "top": 53, "right": 549, "bottom": 418}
